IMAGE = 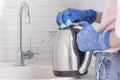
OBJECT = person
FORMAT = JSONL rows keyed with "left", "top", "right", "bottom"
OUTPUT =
{"left": 56, "top": 0, "right": 120, "bottom": 80}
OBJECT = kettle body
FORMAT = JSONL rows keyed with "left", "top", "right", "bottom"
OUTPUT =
{"left": 52, "top": 27, "right": 92, "bottom": 77}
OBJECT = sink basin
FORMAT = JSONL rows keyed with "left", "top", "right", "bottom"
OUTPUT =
{"left": 0, "top": 63, "right": 94, "bottom": 80}
{"left": 0, "top": 63, "right": 74, "bottom": 80}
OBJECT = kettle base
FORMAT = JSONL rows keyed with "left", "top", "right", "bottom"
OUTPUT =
{"left": 53, "top": 70, "right": 80, "bottom": 77}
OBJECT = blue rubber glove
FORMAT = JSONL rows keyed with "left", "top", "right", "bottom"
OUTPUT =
{"left": 56, "top": 8, "right": 97, "bottom": 29}
{"left": 76, "top": 21, "right": 111, "bottom": 52}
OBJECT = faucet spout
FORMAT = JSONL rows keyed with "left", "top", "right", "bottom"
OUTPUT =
{"left": 16, "top": 1, "right": 30, "bottom": 66}
{"left": 20, "top": 1, "right": 30, "bottom": 24}
{"left": 19, "top": 1, "right": 30, "bottom": 53}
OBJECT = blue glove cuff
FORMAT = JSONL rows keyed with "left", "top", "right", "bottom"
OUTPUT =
{"left": 60, "top": 19, "right": 72, "bottom": 29}
{"left": 104, "top": 30, "right": 111, "bottom": 48}
{"left": 99, "top": 30, "right": 111, "bottom": 50}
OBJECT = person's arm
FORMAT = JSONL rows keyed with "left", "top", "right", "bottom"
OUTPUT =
{"left": 93, "top": 12, "right": 120, "bottom": 48}
{"left": 94, "top": 12, "right": 103, "bottom": 23}
{"left": 109, "top": 2, "right": 120, "bottom": 48}
{"left": 109, "top": 30, "right": 120, "bottom": 48}
{"left": 94, "top": 12, "right": 120, "bottom": 48}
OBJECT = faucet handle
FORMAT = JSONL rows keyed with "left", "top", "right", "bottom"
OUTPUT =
{"left": 22, "top": 37, "right": 33, "bottom": 59}
{"left": 23, "top": 50, "right": 34, "bottom": 59}
{"left": 23, "top": 37, "right": 41, "bottom": 59}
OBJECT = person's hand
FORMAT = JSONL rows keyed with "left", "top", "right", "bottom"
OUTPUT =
{"left": 56, "top": 8, "right": 97, "bottom": 29}
{"left": 76, "top": 21, "right": 111, "bottom": 52}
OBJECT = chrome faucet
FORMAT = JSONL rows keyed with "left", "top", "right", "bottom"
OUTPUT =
{"left": 16, "top": 1, "right": 30, "bottom": 66}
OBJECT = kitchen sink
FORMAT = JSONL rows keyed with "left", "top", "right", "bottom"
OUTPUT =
{"left": 0, "top": 63, "right": 94, "bottom": 80}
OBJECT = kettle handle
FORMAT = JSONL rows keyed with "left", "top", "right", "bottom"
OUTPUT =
{"left": 70, "top": 24, "right": 93, "bottom": 75}
{"left": 70, "top": 23, "right": 83, "bottom": 30}
{"left": 70, "top": 24, "right": 92, "bottom": 75}
{"left": 79, "top": 51, "right": 93, "bottom": 75}
{"left": 59, "top": 23, "right": 83, "bottom": 30}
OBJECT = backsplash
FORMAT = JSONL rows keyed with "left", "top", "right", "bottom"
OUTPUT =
{"left": 0, "top": 0, "right": 104, "bottom": 65}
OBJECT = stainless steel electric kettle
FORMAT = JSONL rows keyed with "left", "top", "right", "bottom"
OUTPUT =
{"left": 52, "top": 26, "right": 92, "bottom": 77}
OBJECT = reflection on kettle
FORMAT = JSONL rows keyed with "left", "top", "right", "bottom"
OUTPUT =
{"left": 52, "top": 26, "right": 93, "bottom": 77}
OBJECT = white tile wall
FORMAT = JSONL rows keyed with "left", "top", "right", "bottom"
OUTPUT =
{"left": 0, "top": 0, "right": 105, "bottom": 65}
